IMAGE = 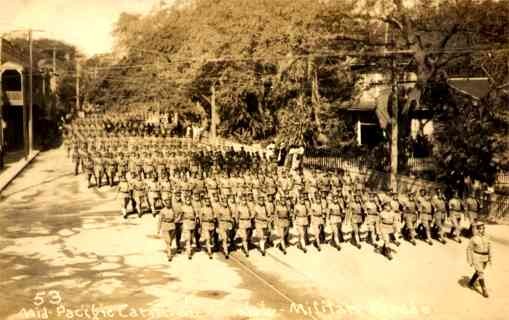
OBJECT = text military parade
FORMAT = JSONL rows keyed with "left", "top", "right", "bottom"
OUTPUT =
{"left": 63, "top": 111, "right": 493, "bottom": 299}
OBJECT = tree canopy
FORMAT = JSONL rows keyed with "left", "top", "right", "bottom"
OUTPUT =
{"left": 83, "top": 0, "right": 509, "bottom": 188}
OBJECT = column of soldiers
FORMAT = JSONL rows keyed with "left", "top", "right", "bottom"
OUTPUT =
{"left": 66, "top": 123, "right": 481, "bottom": 259}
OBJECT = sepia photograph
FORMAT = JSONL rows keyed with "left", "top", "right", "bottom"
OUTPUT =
{"left": 1, "top": 0, "right": 508, "bottom": 319}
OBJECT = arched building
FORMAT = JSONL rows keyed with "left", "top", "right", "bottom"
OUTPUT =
{"left": 1, "top": 38, "right": 51, "bottom": 157}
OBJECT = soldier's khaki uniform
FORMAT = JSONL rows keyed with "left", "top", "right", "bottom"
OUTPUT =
{"left": 132, "top": 178, "right": 148, "bottom": 217}
{"left": 158, "top": 202, "right": 179, "bottom": 261}
{"left": 448, "top": 196, "right": 463, "bottom": 242}
{"left": 379, "top": 205, "right": 399, "bottom": 259}
{"left": 431, "top": 193, "right": 447, "bottom": 243}
{"left": 216, "top": 200, "right": 235, "bottom": 258}
{"left": 274, "top": 198, "right": 290, "bottom": 254}
{"left": 363, "top": 196, "right": 380, "bottom": 246}
{"left": 309, "top": 199, "right": 325, "bottom": 250}
{"left": 465, "top": 196, "right": 480, "bottom": 224}
{"left": 400, "top": 194, "right": 418, "bottom": 245}
{"left": 417, "top": 195, "right": 434, "bottom": 245}
{"left": 199, "top": 201, "right": 216, "bottom": 258}
{"left": 294, "top": 197, "right": 309, "bottom": 253}
{"left": 119, "top": 174, "right": 133, "bottom": 218}
{"left": 254, "top": 199, "right": 271, "bottom": 255}
{"left": 348, "top": 198, "right": 364, "bottom": 248}
{"left": 327, "top": 196, "right": 344, "bottom": 250}
{"left": 234, "top": 199, "right": 253, "bottom": 257}
{"left": 180, "top": 202, "right": 196, "bottom": 259}
{"left": 467, "top": 223, "right": 492, "bottom": 297}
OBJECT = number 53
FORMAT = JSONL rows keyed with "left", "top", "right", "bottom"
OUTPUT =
{"left": 33, "top": 291, "right": 62, "bottom": 306}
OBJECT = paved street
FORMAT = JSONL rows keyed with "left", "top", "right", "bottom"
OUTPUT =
{"left": 1, "top": 148, "right": 508, "bottom": 320}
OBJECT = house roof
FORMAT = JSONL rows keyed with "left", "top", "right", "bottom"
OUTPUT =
{"left": 448, "top": 77, "right": 491, "bottom": 99}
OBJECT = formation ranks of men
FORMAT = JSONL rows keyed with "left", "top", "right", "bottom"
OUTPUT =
{"left": 67, "top": 113, "right": 487, "bottom": 269}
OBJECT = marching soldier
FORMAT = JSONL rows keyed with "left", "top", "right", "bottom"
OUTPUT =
{"left": 72, "top": 141, "right": 81, "bottom": 175}
{"left": 342, "top": 172, "right": 353, "bottom": 198}
{"left": 117, "top": 151, "right": 128, "bottom": 181}
{"left": 219, "top": 171, "right": 233, "bottom": 199}
{"left": 274, "top": 196, "right": 291, "bottom": 254}
{"left": 132, "top": 173, "right": 148, "bottom": 217}
{"left": 363, "top": 192, "right": 381, "bottom": 248}
{"left": 216, "top": 196, "right": 235, "bottom": 258}
{"left": 464, "top": 191, "right": 481, "bottom": 230}
{"left": 155, "top": 150, "right": 166, "bottom": 180}
{"left": 198, "top": 196, "right": 216, "bottom": 259}
{"left": 348, "top": 193, "right": 364, "bottom": 249}
{"left": 84, "top": 150, "right": 96, "bottom": 188}
{"left": 135, "top": 152, "right": 144, "bottom": 178}
{"left": 95, "top": 148, "right": 108, "bottom": 187}
{"left": 417, "top": 191, "right": 434, "bottom": 245}
{"left": 378, "top": 201, "right": 400, "bottom": 260}
{"left": 389, "top": 192, "right": 403, "bottom": 241}
{"left": 467, "top": 222, "right": 492, "bottom": 298}
{"left": 294, "top": 192, "right": 310, "bottom": 253}
{"left": 119, "top": 171, "right": 133, "bottom": 218}
{"left": 157, "top": 198, "right": 179, "bottom": 261}
{"left": 327, "top": 194, "right": 344, "bottom": 251}
{"left": 448, "top": 191, "right": 463, "bottom": 243}
{"left": 253, "top": 194, "right": 271, "bottom": 256}
{"left": 330, "top": 169, "right": 342, "bottom": 195}
{"left": 146, "top": 173, "right": 161, "bottom": 216}
{"left": 431, "top": 188, "right": 448, "bottom": 244}
{"left": 180, "top": 192, "right": 197, "bottom": 259}
{"left": 235, "top": 194, "right": 253, "bottom": 257}
{"left": 309, "top": 192, "right": 325, "bottom": 251}
{"left": 106, "top": 149, "right": 117, "bottom": 186}
{"left": 143, "top": 151, "right": 155, "bottom": 179}
{"left": 400, "top": 191, "right": 418, "bottom": 246}
{"left": 159, "top": 172, "right": 172, "bottom": 202}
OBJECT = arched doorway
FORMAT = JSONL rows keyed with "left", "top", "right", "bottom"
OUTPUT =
{"left": 1, "top": 68, "right": 24, "bottom": 151}
{"left": 1, "top": 69, "right": 22, "bottom": 91}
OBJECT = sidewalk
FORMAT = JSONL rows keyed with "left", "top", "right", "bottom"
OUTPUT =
{"left": 0, "top": 150, "right": 40, "bottom": 194}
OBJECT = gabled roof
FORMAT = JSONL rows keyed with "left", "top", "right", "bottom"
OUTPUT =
{"left": 448, "top": 77, "right": 490, "bottom": 99}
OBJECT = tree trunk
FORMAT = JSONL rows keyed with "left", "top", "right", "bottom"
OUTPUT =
{"left": 390, "top": 73, "right": 399, "bottom": 192}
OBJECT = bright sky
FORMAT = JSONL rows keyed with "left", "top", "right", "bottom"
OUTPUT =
{"left": 0, "top": 0, "right": 160, "bottom": 57}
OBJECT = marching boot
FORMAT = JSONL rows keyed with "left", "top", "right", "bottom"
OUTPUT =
{"left": 299, "top": 238, "right": 307, "bottom": 253}
{"left": 195, "top": 233, "right": 202, "bottom": 251}
{"left": 314, "top": 239, "right": 321, "bottom": 252}
{"left": 121, "top": 208, "right": 127, "bottom": 219}
{"left": 479, "top": 279, "right": 489, "bottom": 298}
{"left": 280, "top": 243, "right": 287, "bottom": 255}
{"left": 207, "top": 242, "right": 213, "bottom": 259}
{"left": 468, "top": 272, "right": 478, "bottom": 289}
{"left": 186, "top": 241, "right": 192, "bottom": 260}
{"left": 393, "top": 239, "right": 401, "bottom": 247}
{"left": 242, "top": 241, "right": 250, "bottom": 257}
{"left": 384, "top": 246, "right": 393, "bottom": 260}
{"left": 223, "top": 242, "right": 229, "bottom": 259}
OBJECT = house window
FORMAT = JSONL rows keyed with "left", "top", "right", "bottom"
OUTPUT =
{"left": 360, "top": 123, "right": 383, "bottom": 146}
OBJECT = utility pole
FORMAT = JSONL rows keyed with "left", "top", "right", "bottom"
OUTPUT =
{"left": 210, "top": 85, "right": 217, "bottom": 144}
{"left": 52, "top": 47, "right": 56, "bottom": 74}
{"left": 390, "top": 58, "right": 399, "bottom": 192}
{"left": 27, "top": 29, "right": 33, "bottom": 159}
{"left": 75, "top": 57, "right": 80, "bottom": 113}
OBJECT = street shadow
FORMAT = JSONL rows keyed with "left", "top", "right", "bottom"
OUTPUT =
{"left": 458, "top": 276, "right": 471, "bottom": 289}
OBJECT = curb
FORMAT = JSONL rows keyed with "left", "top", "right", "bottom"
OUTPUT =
{"left": 0, "top": 150, "right": 40, "bottom": 194}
